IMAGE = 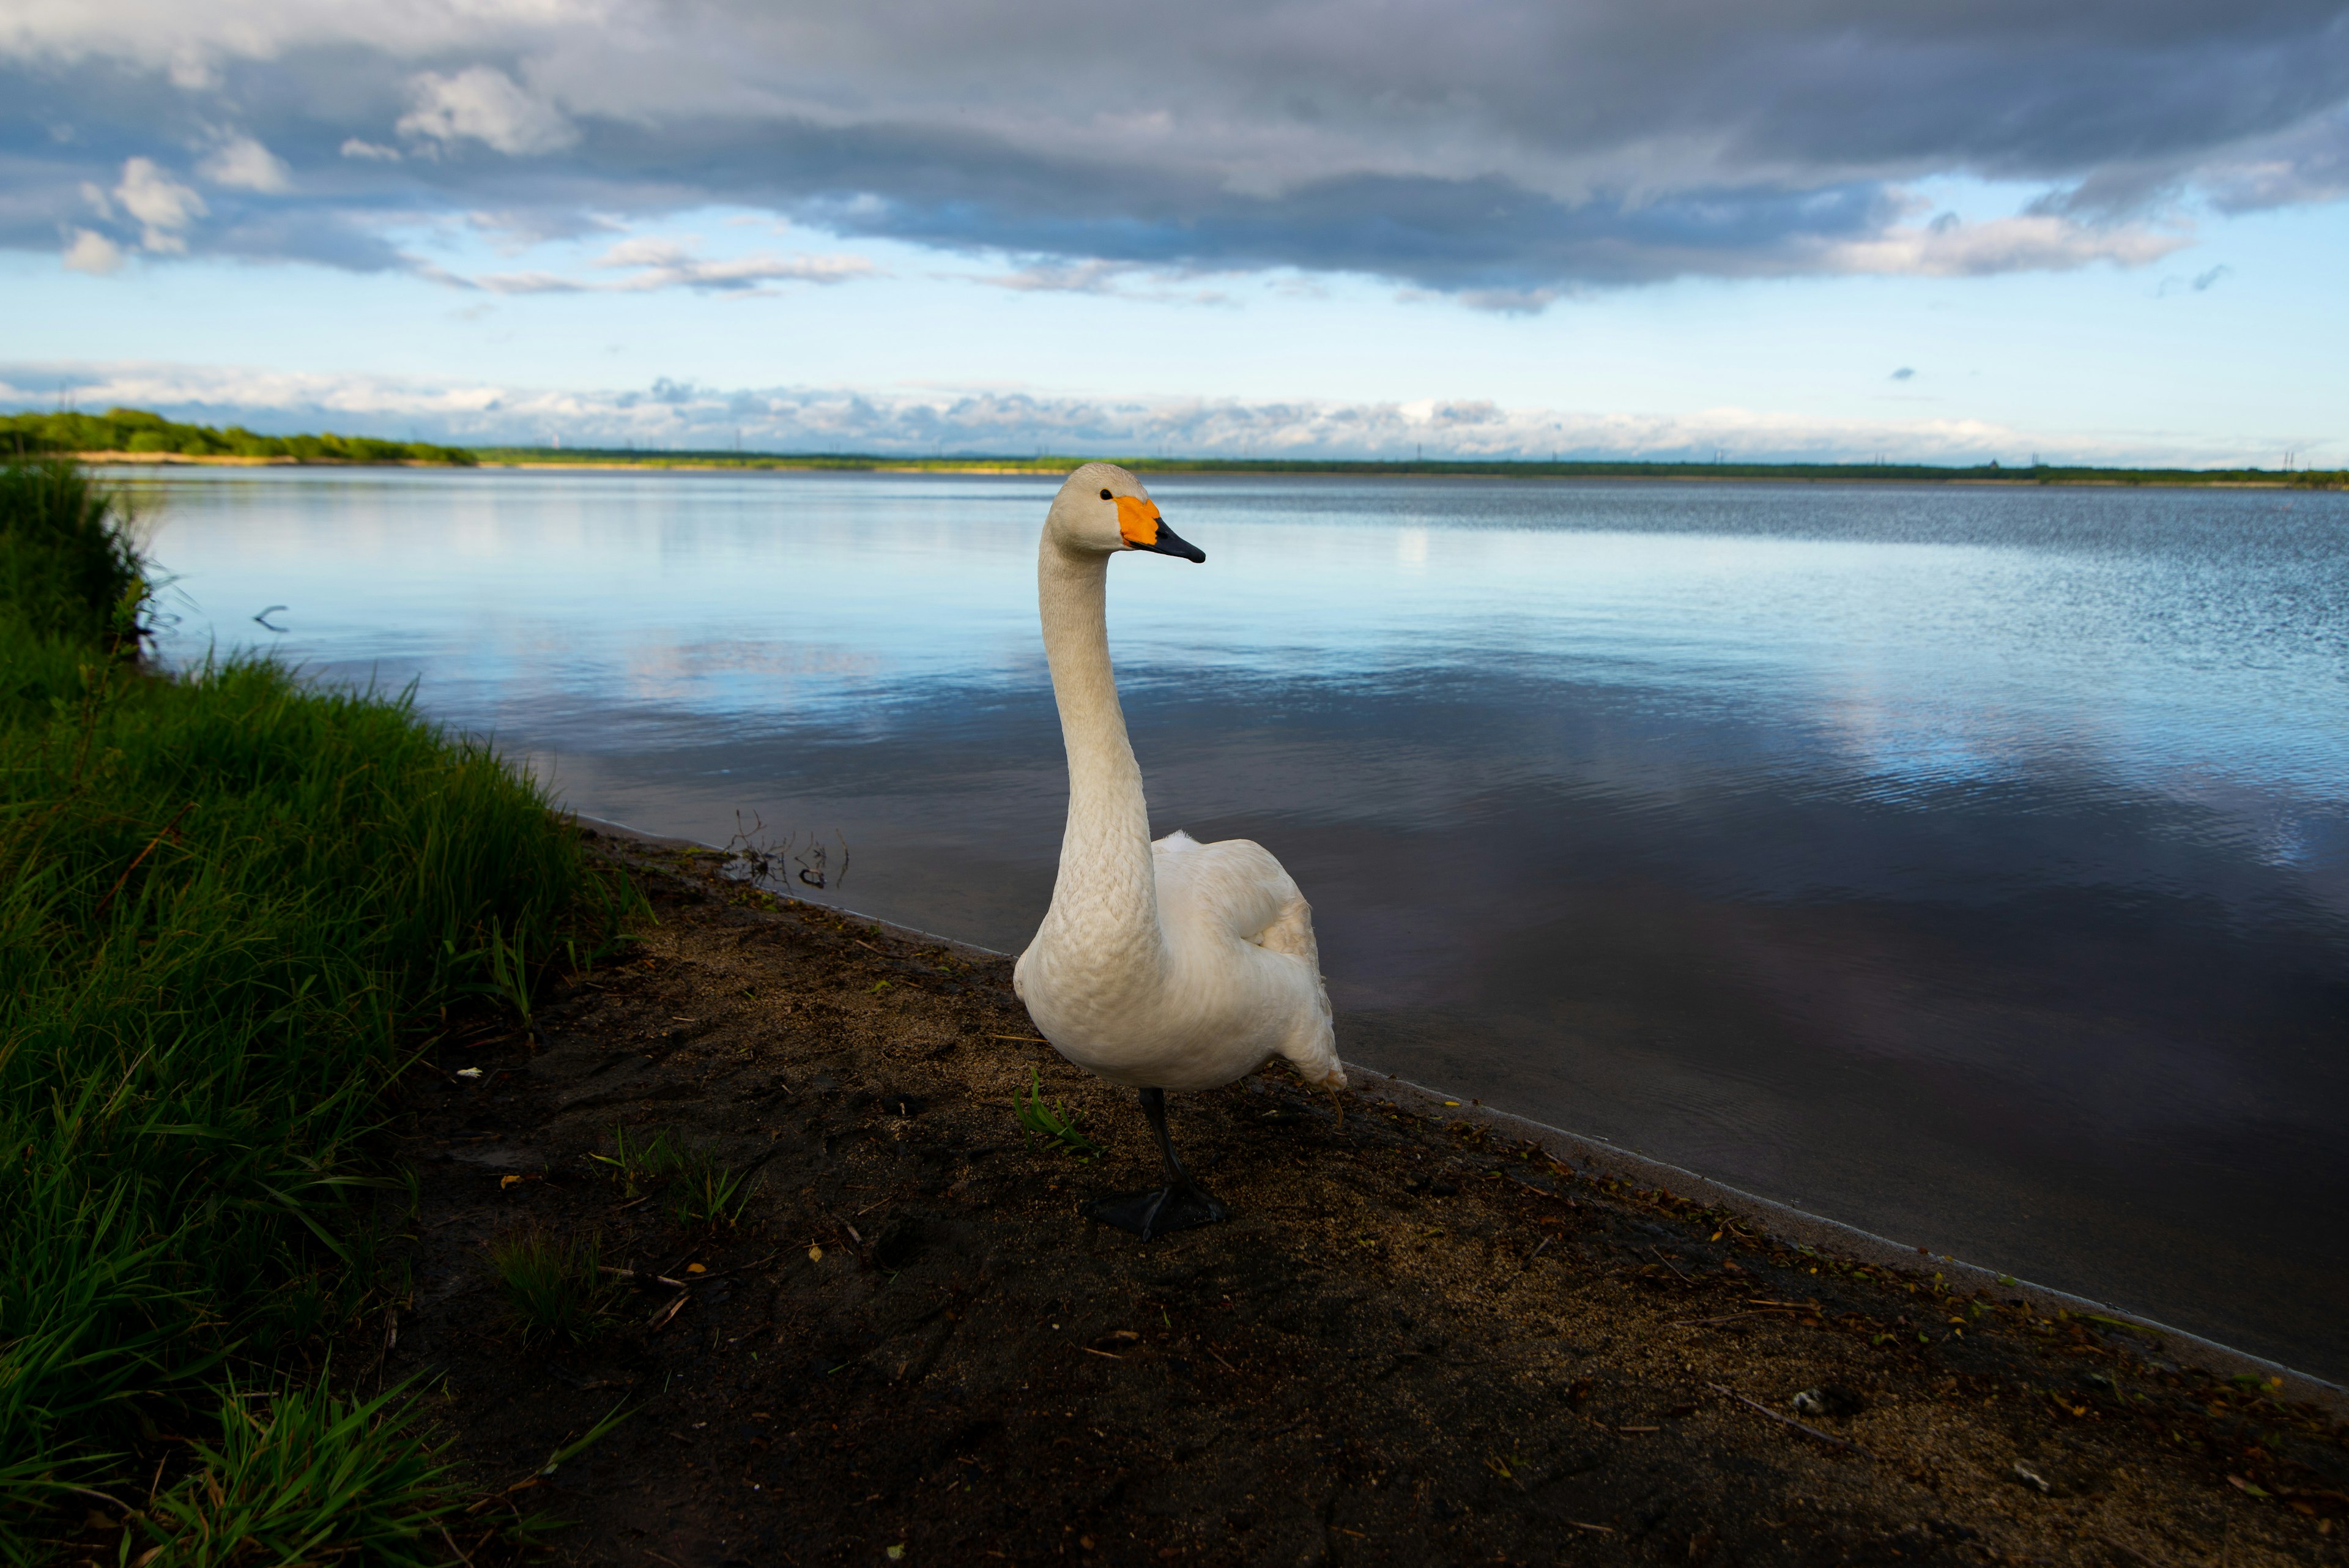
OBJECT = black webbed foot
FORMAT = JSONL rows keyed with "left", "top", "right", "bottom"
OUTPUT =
{"left": 1082, "top": 1085, "right": 1230, "bottom": 1240}
{"left": 1083, "top": 1183, "right": 1227, "bottom": 1240}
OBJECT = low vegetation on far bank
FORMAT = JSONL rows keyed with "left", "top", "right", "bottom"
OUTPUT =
{"left": 0, "top": 457, "right": 608, "bottom": 1562}
{"left": 4, "top": 407, "right": 475, "bottom": 467}
{"left": 470, "top": 445, "right": 2349, "bottom": 488}
{"left": 7, "top": 406, "right": 2336, "bottom": 485}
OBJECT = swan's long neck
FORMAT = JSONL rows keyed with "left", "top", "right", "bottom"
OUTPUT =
{"left": 1037, "top": 539, "right": 1164, "bottom": 970}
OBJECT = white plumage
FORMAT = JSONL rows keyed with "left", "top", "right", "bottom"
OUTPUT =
{"left": 1012, "top": 462, "right": 1341, "bottom": 1233}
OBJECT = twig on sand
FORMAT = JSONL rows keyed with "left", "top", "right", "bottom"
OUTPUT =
{"left": 600, "top": 1265, "right": 689, "bottom": 1287}
{"left": 1709, "top": 1383, "right": 1872, "bottom": 1457}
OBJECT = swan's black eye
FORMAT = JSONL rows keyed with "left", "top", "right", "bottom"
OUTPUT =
{"left": 1100, "top": 488, "right": 1114, "bottom": 500}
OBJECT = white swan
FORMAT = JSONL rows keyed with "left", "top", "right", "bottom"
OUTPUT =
{"left": 1013, "top": 462, "right": 1345, "bottom": 1239}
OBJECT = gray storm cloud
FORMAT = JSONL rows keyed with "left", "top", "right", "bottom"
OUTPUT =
{"left": 4, "top": 0, "right": 2345, "bottom": 294}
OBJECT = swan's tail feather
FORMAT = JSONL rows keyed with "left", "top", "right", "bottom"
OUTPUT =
{"left": 1263, "top": 891, "right": 1345, "bottom": 1088}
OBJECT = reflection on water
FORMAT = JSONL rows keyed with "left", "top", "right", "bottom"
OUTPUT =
{"left": 138, "top": 467, "right": 2349, "bottom": 1377}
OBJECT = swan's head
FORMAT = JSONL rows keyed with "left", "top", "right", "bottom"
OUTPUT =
{"left": 1044, "top": 461, "right": 1205, "bottom": 563}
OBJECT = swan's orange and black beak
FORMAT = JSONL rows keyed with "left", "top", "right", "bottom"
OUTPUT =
{"left": 1116, "top": 496, "right": 1206, "bottom": 562}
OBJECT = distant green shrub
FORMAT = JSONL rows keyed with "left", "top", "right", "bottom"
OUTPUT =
{"left": 0, "top": 406, "right": 475, "bottom": 466}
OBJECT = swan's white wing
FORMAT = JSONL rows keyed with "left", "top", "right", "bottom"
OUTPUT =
{"left": 1152, "top": 830, "right": 1343, "bottom": 1085}
{"left": 1152, "top": 829, "right": 1291, "bottom": 944}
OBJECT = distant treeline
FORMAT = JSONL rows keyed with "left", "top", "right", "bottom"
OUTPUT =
{"left": 472, "top": 447, "right": 2346, "bottom": 488}
{"left": 3, "top": 407, "right": 477, "bottom": 466}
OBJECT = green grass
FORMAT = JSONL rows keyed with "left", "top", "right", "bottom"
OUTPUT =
{"left": 0, "top": 458, "right": 603, "bottom": 1559}
{"left": 488, "top": 1227, "right": 618, "bottom": 1345}
{"left": 134, "top": 1380, "right": 461, "bottom": 1568}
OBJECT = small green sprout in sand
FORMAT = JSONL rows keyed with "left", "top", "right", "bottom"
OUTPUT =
{"left": 666, "top": 1141, "right": 760, "bottom": 1228}
{"left": 1015, "top": 1068, "right": 1105, "bottom": 1161}
{"left": 590, "top": 1124, "right": 681, "bottom": 1197}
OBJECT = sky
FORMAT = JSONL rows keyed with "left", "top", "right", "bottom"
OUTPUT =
{"left": 4, "top": 0, "right": 2346, "bottom": 464}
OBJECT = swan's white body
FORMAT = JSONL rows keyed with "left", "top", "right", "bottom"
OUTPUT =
{"left": 1013, "top": 463, "right": 1345, "bottom": 1095}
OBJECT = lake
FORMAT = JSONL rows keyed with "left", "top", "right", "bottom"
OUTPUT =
{"left": 133, "top": 465, "right": 2349, "bottom": 1380}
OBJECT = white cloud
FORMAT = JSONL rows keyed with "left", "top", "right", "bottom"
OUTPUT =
{"left": 1823, "top": 214, "right": 2191, "bottom": 278}
{"left": 7, "top": 359, "right": 2326, "bottom": 469}
{"left": 198, "top": 133, "right": 291, "bottom": 192}
{"left": 163, "top": 46, "right": 218, "bottom": 92}
{"left": 973, "top": 258, "right": 1236, "bottom": 306}
{"left": 473, "top": 269, "right": 586, "bottom": 294}
{"left": 623, "top": 251, "right": 877, "bottom": 291}
{"left": 1456, "top": 286, "right": 1568, "bottom": 315}
{"left": 980, "top": 259, "right": 1134, "bottom": 295}
{"left": 340, "top": 138, "right": 403, "bottom": 162}
{"left": 112, "top": 157, "right": 206, "bottom": 252}
{"left": 61, "top": 229, "right": 124, "bottom": 275}
{"left": 396, "top": 66, "right": 577, "bottom": 156}
{"left": 466, "top": 236, "right": 879, "bottom": 294}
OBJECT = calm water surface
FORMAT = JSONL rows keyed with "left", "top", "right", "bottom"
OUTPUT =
{"left": 136, "top": 467, "right": 2349, "bottom": 1378}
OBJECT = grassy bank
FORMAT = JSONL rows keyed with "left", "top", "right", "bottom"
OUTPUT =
{"left": 0, "top": 459, "right": 598, "bottom": 1562}
{"left": 470, "top": 447, "right": 2349, "bottom": 488}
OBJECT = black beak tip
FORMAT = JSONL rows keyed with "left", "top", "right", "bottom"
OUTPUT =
{"left": 1138, "top": 522, "right": 1206, "bottom": 563}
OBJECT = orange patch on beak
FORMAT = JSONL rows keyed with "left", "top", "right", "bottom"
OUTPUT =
{"left": 1115, "top": 494, "right": 1162, "bottom": 549}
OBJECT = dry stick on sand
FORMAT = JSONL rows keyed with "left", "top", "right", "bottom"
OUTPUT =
{"left": 599, "top": 1265, "right": 689, "bottom": 1287}
{"left": 1709, "top": 1383, "right": 1873, "bottom": 1457}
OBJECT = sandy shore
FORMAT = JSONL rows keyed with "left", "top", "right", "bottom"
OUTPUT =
{"left": 379, "top": 828, "right": 2345, "bottom": 1566}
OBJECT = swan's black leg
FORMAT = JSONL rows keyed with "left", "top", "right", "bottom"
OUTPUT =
{"left": 1083, "top": 1087, "right": 1228, "bottom": 1239}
